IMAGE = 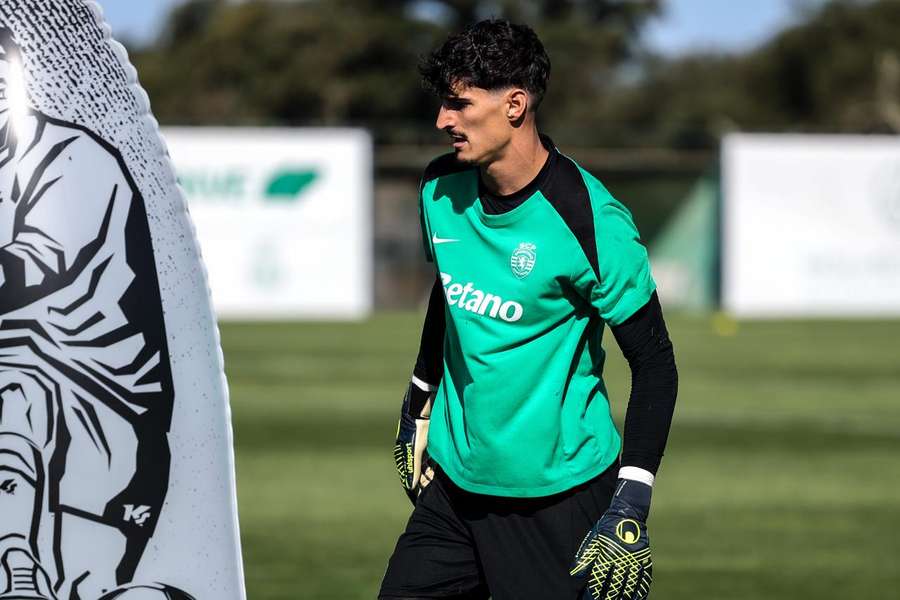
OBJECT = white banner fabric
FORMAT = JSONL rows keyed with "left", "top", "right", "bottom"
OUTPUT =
{"left": 723, "top": 134, "right": 900, "bottom": 317}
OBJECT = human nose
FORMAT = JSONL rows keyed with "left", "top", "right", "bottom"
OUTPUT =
{"left": 435, "top": 105, "right": 453, "bottom": 131}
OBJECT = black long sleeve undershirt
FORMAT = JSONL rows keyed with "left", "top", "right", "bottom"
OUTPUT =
{"left": 412, "top": 280, "right": 677, "bottom": 476}
{"left": 412, "top": 275, "right": 446, "bottom": 387}
{"left": 610, "top": 291, "right": 678, "bottom": 474}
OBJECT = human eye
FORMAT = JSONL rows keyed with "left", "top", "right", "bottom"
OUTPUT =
{"left": 442, "top": 97, "right": 469, "bottom": 111}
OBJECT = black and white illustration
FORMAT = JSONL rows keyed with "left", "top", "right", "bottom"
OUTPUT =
{"left": 0, "top": 23, "right": 190, "bottom": 600}
{"left": 0, "top": 2, "right": 245, "bottom": 599}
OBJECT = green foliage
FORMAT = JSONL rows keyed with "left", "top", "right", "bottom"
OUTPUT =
{"left": 133, "top": 0, "right": 900, "bottom": 147}
{"left": 133, "top": 0, "right": 660, "bottom": 144}
{"left": 621, "top": 0, "right": 900, "bottom": 147}
{"left": 136, "top": 0, "right": 444, "bottom": 139}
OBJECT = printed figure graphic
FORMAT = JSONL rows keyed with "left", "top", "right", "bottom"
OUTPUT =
{"left": 0, "top": 27, "right": 189, "bottom": 599}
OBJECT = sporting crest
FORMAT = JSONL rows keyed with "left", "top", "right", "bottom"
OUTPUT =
{"left": 510, "top": 242, "right": 537, "bottom": 279}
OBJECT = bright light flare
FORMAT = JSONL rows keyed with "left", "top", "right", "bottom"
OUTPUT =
{"left": 5, "top": 55, "right": 29, "bottom": 135}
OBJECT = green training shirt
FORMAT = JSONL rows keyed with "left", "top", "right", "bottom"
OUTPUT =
{"left": 419, "top": 140, "right": 656, "bottom": 497}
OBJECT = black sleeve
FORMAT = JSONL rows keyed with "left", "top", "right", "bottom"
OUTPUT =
{"left": 610, "top": 291, "right": 678, "bottom": 475}
{"left": 412, "top": 275, "right": 445, "bottom": 387}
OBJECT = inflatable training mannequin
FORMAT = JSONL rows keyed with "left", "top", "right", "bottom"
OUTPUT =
{"left": 0, "top": 2, "right": 245, "bottom": 599}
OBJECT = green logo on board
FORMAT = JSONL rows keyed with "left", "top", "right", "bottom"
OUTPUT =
{"left": 264, "top": 170, "right": 318, "bottom": 202}
{"left": 178, "top": 168, "right": 318, "bottom": 204}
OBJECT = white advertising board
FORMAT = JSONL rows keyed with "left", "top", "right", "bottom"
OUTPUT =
{"left": 723, "top": 134, "right": 900, "bottom": 317}
{"left": 163, "top": 127, "right": 373, "bottom": 319}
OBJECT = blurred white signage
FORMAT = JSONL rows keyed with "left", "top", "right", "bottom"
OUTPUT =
{"left": 723, "top": 134, "right": 900, "bottom": 317}
{"left": 163, "top": 127, "right": 372, "bottom": 319}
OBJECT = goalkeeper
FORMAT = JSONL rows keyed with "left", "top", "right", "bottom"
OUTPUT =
{"left": 382, "top": 19, "right": 678, "bottom": 600}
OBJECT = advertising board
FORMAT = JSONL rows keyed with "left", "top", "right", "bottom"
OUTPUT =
{"left": 164, "top": 127, "right": 373, "bottom": 319}
{"left": 723, "top": 134, "right": 900, "bottom": 317}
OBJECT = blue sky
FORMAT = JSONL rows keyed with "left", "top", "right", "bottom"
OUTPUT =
{"left": 643, "top": 0, "right": 813, "bottom": 55}
{"left": 98, "top": 0, "right": 811, "bottom": 54}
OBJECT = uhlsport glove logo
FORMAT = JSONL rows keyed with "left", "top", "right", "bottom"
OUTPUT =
{"left": 614, "top": 519, "right": 641, "bottom": 545}
{"left": 393, "top": 414, "right": 417, "bottom": 492}
{"left": 393, "top": 381, "right": 433, "bottom": 505}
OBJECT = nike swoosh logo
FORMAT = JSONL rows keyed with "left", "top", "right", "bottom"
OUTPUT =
{"left": 432, "top": 234, "right": 460, "bottom": 245}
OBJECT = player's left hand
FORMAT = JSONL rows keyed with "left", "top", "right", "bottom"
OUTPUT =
{"left": 571, "top": 479, "right": 653, "bottom": 600}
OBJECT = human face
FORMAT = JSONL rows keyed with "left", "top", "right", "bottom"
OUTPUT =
{"left": 435, "top": 83, "right": 513, "bottom": 166}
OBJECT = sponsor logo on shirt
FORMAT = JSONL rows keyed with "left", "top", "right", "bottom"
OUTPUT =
{"left": 440, "top": 272, "right": 524, "bottom": 322}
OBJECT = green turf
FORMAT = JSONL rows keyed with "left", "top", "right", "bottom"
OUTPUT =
{"left": 220, "top": 314, "right": 900, "bottom": 599}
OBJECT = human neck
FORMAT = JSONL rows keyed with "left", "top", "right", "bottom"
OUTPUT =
{"left": 479, "top": 128, "right": 549, "bottom": 197}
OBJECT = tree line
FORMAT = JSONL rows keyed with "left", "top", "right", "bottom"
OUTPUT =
{"left": 132, "top": 0, "right": 900, "bottom": 148}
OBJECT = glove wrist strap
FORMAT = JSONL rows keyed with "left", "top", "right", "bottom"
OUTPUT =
{"left": 618, "top": 466, "right": 655, "bottom": 487}
{"left": 609, "top": 479, "right": 652, "bottom": 522}
{"left": 411, "top": 375, "right": 436, "bottom": 392}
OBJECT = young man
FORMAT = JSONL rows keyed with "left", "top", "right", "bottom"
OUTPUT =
{"left": 384, "top": 20, "right": 677, "bottom": 600}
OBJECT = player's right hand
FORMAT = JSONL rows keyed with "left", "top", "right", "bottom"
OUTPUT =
{"left": 393, "top": 380, "right": 434, "bottom": 505}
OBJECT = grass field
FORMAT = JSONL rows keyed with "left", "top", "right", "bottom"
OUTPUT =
{"left": 220, "top": 313, "right": 900, "bottom": 599}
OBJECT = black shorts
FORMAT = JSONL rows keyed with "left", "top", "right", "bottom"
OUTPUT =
{"left": 379, "top": 461, "right": 618, "bottom": 600}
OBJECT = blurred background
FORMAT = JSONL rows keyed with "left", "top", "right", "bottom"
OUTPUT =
{"left": 103, "top": 1, "right": 899, "bottom": 598}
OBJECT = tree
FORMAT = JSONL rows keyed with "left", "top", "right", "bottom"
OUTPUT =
{"left": 133, "top": 0, "right": 661, "bottom": 145}
{"left": 606, "top": 0, "right": 900, "bottom": 148}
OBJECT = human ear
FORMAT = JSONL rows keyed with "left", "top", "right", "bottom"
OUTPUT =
{"left": 506, "top": 88, "right": 528, "bottom": 120}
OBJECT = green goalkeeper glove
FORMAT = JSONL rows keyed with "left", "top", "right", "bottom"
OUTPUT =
{"left": 571, "top": 478, "right": 653, "bottom": 600}
{"left": 393, "top": 379, "right": 434, "bottom": 505}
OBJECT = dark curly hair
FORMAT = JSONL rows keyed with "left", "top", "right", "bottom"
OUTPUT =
{"left": 420, "top": 19, "right": 551, "bottom": 111}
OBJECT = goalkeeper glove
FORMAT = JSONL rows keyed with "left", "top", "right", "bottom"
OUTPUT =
{"left": 393, "top": 379, "right": 434, "bottom": 505}
{"left": 571, "top": 478, "right": 653, "bottom": 600}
